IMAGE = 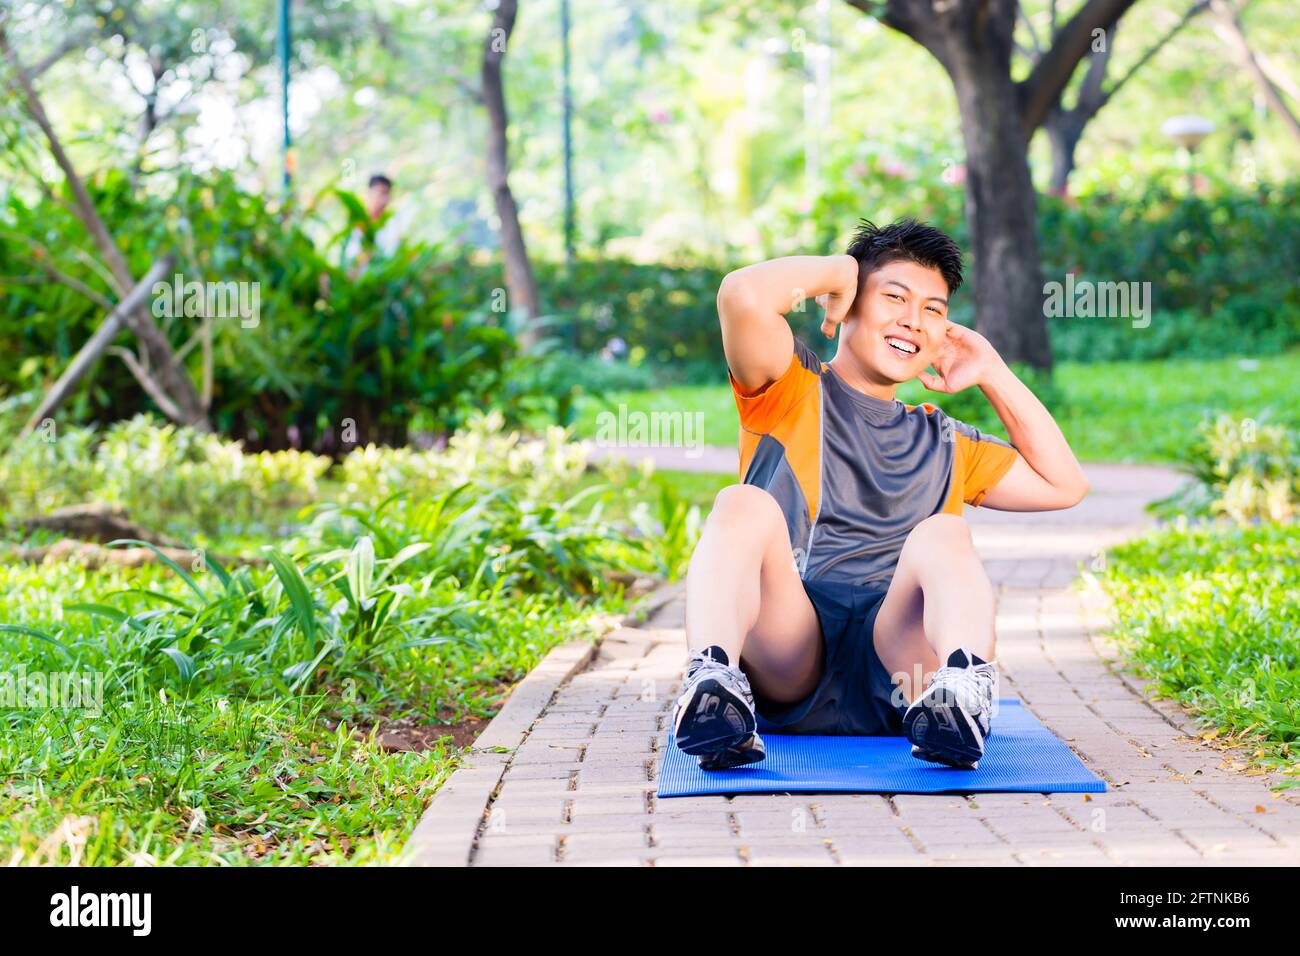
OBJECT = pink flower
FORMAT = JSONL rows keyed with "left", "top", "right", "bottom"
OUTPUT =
{"left": 881, "top": 157, "right": 910, "bottom": 179}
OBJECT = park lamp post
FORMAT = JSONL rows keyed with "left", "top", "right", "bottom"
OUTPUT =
{"left": 1160, "top": 114, "right": 1214, "bottom": 194}
{"left": 279, "top": 0, "right": 292, "bottom": 194}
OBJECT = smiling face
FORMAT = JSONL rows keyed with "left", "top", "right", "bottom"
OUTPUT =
{"left": 835, "top": 258, "right": 951, "bottom": 389}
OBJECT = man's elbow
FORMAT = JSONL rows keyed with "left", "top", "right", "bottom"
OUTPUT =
{"left": 716, "top": 270, "right": 755, "bottom": 316}
{"left": 1058, "top": 475, "right": 1089, "bottom": 508}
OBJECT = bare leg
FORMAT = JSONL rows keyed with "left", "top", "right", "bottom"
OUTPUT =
{"left": 872, "top": 513, "right": 997, "bottom": 706}
{"left": 684, "top": 484, "right": 823, "bottom": 705}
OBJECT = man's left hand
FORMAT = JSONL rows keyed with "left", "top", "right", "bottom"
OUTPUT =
{"left": 916, "top": 322, "right": 1005, "bottom": 394}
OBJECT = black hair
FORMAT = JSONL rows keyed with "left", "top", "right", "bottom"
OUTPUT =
{"left": 845, "top": 218, "right": 963, "bottom": 296}
{"left": 368, "top": 173, "right": 393, "bottom": 189}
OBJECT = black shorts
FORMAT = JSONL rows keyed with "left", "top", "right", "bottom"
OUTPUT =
{"left": 744, "top": 576, "right": 908, "bottom": 736}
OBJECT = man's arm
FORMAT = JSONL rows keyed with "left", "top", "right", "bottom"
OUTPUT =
{"left": 718, "top": 255, "right": 858, "bottom": 392}
{"left": 974, "top": 361, "right": 1089, "bottom": 511}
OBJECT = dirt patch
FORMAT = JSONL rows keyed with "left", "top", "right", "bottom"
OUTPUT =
{"left": 368, "top": 713, "right": 494, "bottom": 752}
{"left": 345, "top": 678, "right": 517, "bottom": 754}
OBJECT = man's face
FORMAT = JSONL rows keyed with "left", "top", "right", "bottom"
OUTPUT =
{"left": 366, "top": 182, "right": 391, "bottom": 220}
{"left": 838, "top": 258, "right": 951, "bottom": 384}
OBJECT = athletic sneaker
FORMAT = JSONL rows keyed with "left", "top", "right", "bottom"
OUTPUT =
{"left": 672, "top": 645, "right": 766, "bottom": 770}
{"left": 902, "top": 647, "right": 998, "bottom": 770}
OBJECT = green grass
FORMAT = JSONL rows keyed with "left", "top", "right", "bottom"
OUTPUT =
{"left": 0, "top": 416, "right": 697, "bottom": 865}
{"left": 0, "top": 549, "right": 625, "bottom": 864}
{"left": 1093, "top": 519, "right": 1300, "bottom": 786}
{"left": 572, "top": 467, "right": 732, "bottom": 515}
{"left": 571, "top": 351, "right": 1300, "bottom": 464}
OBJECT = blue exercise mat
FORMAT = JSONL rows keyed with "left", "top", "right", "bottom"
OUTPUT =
{"left": 658, "top": 699, "right": 1105, "bottom": 797}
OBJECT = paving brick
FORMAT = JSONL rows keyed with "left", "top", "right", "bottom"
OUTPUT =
{"left": 827, "top": 833, "right": 918, "bottom": 856}
{"left": 747, "top": 846, "right": 836, "bottom": 866}
{"left": 476, "top": 832, "right": 558, "bottom": 849}
{"left": 1016, "top": 845, "right": 1115, "bottom": 866}
{"left": 574, "top": 768, "right": 652, "bottom": 788}
{"left": 511, "top": 744, "right": 585, "bottom": 765}
{"left": 473, "top": 845, "right": 557, "bottom": 866}
{"left": 733, "top": 809, "right": 822, "bottom": 835}
{"left": 482, "top": 802, "right": 565, "bottom": 826}
{"left": 560, "top": 813, "right": 652, "bottom": 834}
{"left": 1174, "top": 827, "right": 1284, "bottom": 855}
{"left": 976, "top": 809, "right": 1082, "bottom": 835}
{"left": 559, "top": 855, "right": 647, "bottom": 866}
{"left": 905, "top": 824, "right": 1006, "bottom": 848}
{"left": 1100, "top": 837, "right": 1204, "bottom": 864}
{"left": 650, "top": 834, "right": 745, "bottom": 853}
{"left": 650, "top": 852, "right": 743, "bottom": 867}
{"left": 566, "top": 795, "right": 651, "bottom": 816}
{"left": 560, "top": 832, "right": 650, "bottom": 855}
{"left": 493, "top": 778, "right": 575, "bottom": 797}
{"left": 647, "top": 796, "right": 729, "bottom": 813}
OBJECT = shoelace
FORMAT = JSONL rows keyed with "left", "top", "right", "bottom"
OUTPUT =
{"left": 675, "top": 652, "right": 751, "bottom": 711}
{"left": 929, "top": 661, "right": 997, "bottom": 715}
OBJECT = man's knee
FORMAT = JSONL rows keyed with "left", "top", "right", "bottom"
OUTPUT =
{"left": 902, "top": 512, "right": 975, "bottom": 556}
{"left": 707, "top": 483, "right": 785, "bottom": 532}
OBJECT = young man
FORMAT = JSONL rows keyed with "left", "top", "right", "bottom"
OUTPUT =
{"left": 672, "top": 219, "right": 1088, "bottom": 771}
{"left": 342, "top": 173, "right": 402, "bottom": 271}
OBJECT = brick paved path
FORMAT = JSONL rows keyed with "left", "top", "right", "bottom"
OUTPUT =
{"left": 450, "top": 463, "right": 1300, "bottom": 866}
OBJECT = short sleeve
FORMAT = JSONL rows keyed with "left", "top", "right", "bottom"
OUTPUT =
{"left": 728, "top": 340, "right": 820, "bottom": 434}
{"left": 953, "top": 421, "right": 1018, "bottom": 507}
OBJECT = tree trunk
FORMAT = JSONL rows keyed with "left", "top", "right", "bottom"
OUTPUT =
{"left": 22, "top": 255, "right": 176, "bottom": 436}
{"left": 864, "top": 1, "right": 1056, "bottom": 369}
{"left": 944, "top": 32, "right": 1053, "bottom": 369}
{"left": 481, "top": 0, "right": 541, "bottom": 347}
{"left": 1044, "top": 107, "right": 1086, "bottom": 196}
{"left": 0, "top": 25, "right": 211, "bottom": 430}
{"left": 842, "top": 0, "right": 1152, "bottom": 370}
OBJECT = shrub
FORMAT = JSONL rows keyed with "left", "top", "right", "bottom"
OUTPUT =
{"left": 0, "top": 170, "right": 544, "bottom": 448}
{"left": 1151, "top": 413, "right": 1300, "bottom": 524}
{"left": 336, "top": 410, "right": 589, "bottom": 507}
{"left": 0, "top": 414, "right": 331, "bottom": 536}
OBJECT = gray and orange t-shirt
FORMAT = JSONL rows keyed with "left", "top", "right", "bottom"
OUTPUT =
{"left": 731, "top": 337, "right": 1018, "bottom": 589}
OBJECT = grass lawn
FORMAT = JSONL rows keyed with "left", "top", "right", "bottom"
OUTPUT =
{"left": 1093, "top": 520, "right": 1300, "bottom": 786}
{"left": 573, "top": 466, "right": 733, "bottom": 514}
{"left": 570, "top": 350, "right": 1300, "bottom": 465}
{"left": 0, "top": 419, "right": 677, "bottom": 865}
{"left": 0, "top": 531, "right": 630, "bottom": 865}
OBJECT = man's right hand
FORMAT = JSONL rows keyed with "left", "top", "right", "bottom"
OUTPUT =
{"left": 815, "top": 275, "right": 858, "bottom": 340}
{"left": 719, "top": 254, "right": 859, "bottom": 393}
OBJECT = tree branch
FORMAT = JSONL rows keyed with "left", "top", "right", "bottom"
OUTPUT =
{"left": 1256, "top": 50, "right": 1300, "bottom": 104}
{"left": 1210, "top": 0, "right": 1300, "bottom": 145}
{"left": 29, "top": 27, "right": 93, "bottom": 78}
{"left": 109, "top": 346, "right": 186, "bottom": 422}
{"left": 22, "top": 256, "right": 177, "bottom": 435}
{"left": 1100, "top": 1, "right": 1210, "bottom": 110}
{"left": 1017, "top": 0, "right": 1140, "bottom": 138}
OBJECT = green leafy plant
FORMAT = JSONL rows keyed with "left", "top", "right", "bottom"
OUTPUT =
{"left": 1151, "top": 414, "right": 1300, "bottom": 524}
